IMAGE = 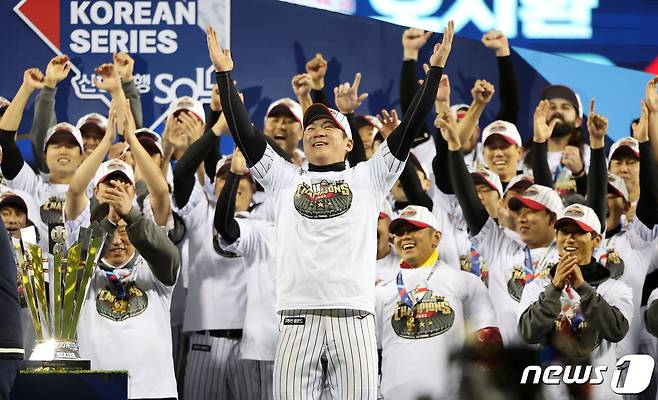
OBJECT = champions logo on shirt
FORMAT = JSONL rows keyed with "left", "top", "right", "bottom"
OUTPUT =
{"left": 293, "top": 179, "right": 353, "bottom": 219}
{"left": 40, "top": 196, "right": 65, "bottom": 225}
{"left": 96, "top": 282, "right": 148, "bottom": 321}
{"left": 392, "top": 292, "right": 455, "bottom": 339}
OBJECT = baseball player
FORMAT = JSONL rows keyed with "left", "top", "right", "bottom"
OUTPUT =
{"left": 519, "top": 203, "right": 633, "bottom": 400}
{"left": 376, "top": 205, "right": 501, "bottom": 400}
{"left": 172, "top": 111, "right": 254, "bottom": 400}
{"left": 215, "top": 149, "right": 279, "bottom": 399}
{"left": 376, "top": 201, "right": 399, "bottom": 286}
{"left": 207, "top": 20, "right": 454, "bottom": 399}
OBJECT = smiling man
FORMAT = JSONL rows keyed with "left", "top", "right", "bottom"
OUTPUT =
{"left": 375, "top": 205, "right": 500, "bottom": 400}
{"left": 263, "top": 98, "right": 304, "bottom": 157}
{"left": 519, "top": 204, "right": 632, "bottom": 399}
{"left": 207, "top": 21, "right": 453, "bottom": 399}
{"left": 481, "top": 120, "right": 523, "bottom": 186}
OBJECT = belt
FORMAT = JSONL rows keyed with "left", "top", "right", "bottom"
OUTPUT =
{"left": 196, "top": 329, "right": 243, "bottom": 339}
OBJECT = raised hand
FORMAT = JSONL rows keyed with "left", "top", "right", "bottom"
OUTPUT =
{"left": 112, "top": 52, "right": 135, "bottom": 82}
{"left": 108, "top": 142, "right": 134, "bottom": 167}
{"left": 206, "top": 27, "right": 233, "bottom": 72}
{"left": 305, "top": 53, "right": 328, "bottom": 90}
{"left": 587, "top": 99, "right": 607, "bottom": 149}
{"left": 177, "top": 111, "right": 204, "bottom": 142}
{"left": 105, "top": 180, "right": 133, "bottom": 218}
{"left": 481, "top": 29, "right": 510, "bottom": 57}
{"left": 230, "top": 147, "right": 249, "bottom": 175}
{"left": 23, "top": 68, "right": 45, "bottom": 91}
{"left": 435, "top": 111, "right": 460, "bottom": 150}
{"left": 402, "top": 28, "right": 433, "bottom": 60}
{"left": 94, "top": 64, "right": 121, "bottom": 94}
{"left": 292, "top": 73, "right": 313, "bottom": 99}
{"left": 44, "top": 55, "right": 71, "bottom": 89}
{"left": 122, "top": 100, "right": 137, "bottom": 144}
{"left": 533, "top": 100, "right": 557, "bottom": 143}
{"left": 645, "top": 77, "right": 658, "bottom": 113}
{"left": 552, "top": 254, "right": 577, "bottom": 289}
{"left": 562, "top": 146, "right": 584, "bottom": 176}
{"left": 429, "top": 20, "right": 454, "bottom": 68}
{"left": 334, "top": 72, "right": 368, "bottom": 114}
{"left": 436, "top": 74, "right": 451, "bottom": 105}
{"left": 471, "top": 79, "right": 495, "bottom": 105}
{"left": 633, "top": 101, "right": 650, "bottom": 142}
{"left": 376, "top": 109, "right": 399, "bottom": 139}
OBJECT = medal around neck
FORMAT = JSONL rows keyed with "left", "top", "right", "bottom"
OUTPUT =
{"left": 14, "top": 224, "right": 107, "bottom": 369}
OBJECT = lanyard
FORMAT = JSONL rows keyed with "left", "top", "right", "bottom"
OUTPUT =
{"left": 470, "top": 245, "right": 481, "bottom": 277}
{"left": 552, "top": 163, "right": 564, "bottom": 183}
{"left": 523, "top": 243, "right": 555, "bottom": 284}
{"left": 396, "top": 261, "right": 440, "bottom": 308}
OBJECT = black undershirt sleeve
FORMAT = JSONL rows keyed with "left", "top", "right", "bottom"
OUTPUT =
{"left": 216, "top": 71, "right": 267, "bottom": 167}
{"left": 575, "top": 173, "right": 588, "bottom": 197}
{"left": 311, "top": 88, "right": 331, "bottom": 108}
{"left": 203, "top": 109, "right": 222, "bottom": 183}
{"left": 214, "top": 172, "right": 240, "bottom": 244}
{"left": 0, "top": 129, "right": 25, "bottom": 179}
{"left": 449, "top": 149, "right": 489, "bottom": 234}
{"left": 173, "top": 129, "right": 219, "bottom": 208}
{"left": 400, "top": 59, "right": 430, "bottom": 143}
{"left": 494, "top": 56, "right": 519, "bottom": 124}
{"left": 399, "top": 163, "right": 433, "bottom": 210}
{"left": 432, "top": 128, "right": 454, "bottom": 194}
{"left": 346, "top": 113, "right": 366, "bottom": 166}
{"left": 636, "top": 141, "right": 658, "bottom": 228}
{"left": 587, "top": 147, "right": 607, "bottom": 230}
{"left": 532, "top": 141, "right": 554, "bottom": 188}
{"left": 387, "top": 66, "right": 443, "bottom": 161}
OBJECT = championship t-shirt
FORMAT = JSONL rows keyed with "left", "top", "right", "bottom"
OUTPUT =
{"left": 249, "top": 140, "right": 405, "bottom": 313}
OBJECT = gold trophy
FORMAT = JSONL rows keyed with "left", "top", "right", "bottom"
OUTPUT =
{"left": 14, "top": 225, "right": 106, "bottom": 369}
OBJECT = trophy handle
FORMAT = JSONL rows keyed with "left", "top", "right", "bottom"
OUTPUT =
{"left": 60, "top": 244, "right": 82, "bottom": 340}
{"left": 28, "top": 245, "right": 50, "bottom": 338}
{"left": 13, "top": 241, "right": 44, "bottom": 340}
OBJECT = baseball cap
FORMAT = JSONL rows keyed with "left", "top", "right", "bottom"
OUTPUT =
{"left": 354, "top": 114, "right": 382, "bottom": 133}
{"left": 135, "top": 128, "right": 164, "bottom": 156}
{"left": 504, "top": 174, "right": 534, "bottom": 196}
{"left": 482, "top": 120, "right": 522, "bottom": 147}
{"left": 266, "top": 98, "right": 303, "bottom": 124}
{"left": 451, "top": 104, "right": 470, "bottom": 121}
{"left": 389, "top": 205, "right": 440, "bottom": 234}
{"left": 303, "top": 103, "right": 353, "bottom": 139}
{"left": 215, "top": 156, "right": 253, "bottom": 183}
{"left": 470, "top": 168, "right": 503, "bottom": 198}
{"left": 0, "top": 192, "right": 28, "bottom": 215}
{"left": 44, "top": 122, "right": 84, "bottom": 152}
{"left": 509, "top": 184, "right": 564, "bottom": 216}
{"left": 607, "top": 172, "right": 629, "bottom": 202}
{"left": 93, "top": 159, "right": 135, "bottom": 188}
{"left": 168, "top": 96, "right": 205, "bottom": 122}
{"left": 379, "top": 200, "right": 393, "bottom": 220}
{"left": 555, "top": 203, "right": 601, "bottom": 235}
{"left": 540, "top": 84, "right": 583, "bottom": 119}
{"left": 608, "top": 137, "right": 640, "bottom": 164}
{"left": 76, "top": 113, "right": 108, "bottom": 138}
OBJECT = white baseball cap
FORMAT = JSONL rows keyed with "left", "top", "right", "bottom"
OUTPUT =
{"left": 135, "top": 128, "right": 164, "bottom": 156}
{"left": 168, "top": 96, "right": 205, "bottom": 122}
{"left": 379, "top": 200, "right": 394, "bottom": 220}
{"left": 76, "top": 113, "right": 108, "bottom": 137}
{"left": 389, "top": 205, "right": 440, "bottom": 234}
{"left": 556, "top": 203, "right": 601, "bottom": 235}
{"left": 470, "top": 167, "right": 503, "bottom": 198}
{"left": 504, "top": 174, "right": 534, "bottom": 196}
{"left": 44, "top": 122, "right": 84, "bottom": 152}
{"left": 607, "top": 172, "right": 629, "bottom": 202}
{"left": 266, "top": 98, "right": 303, "bottom": 124}
{"left": 608, "top": 137, "right": 640, "bottom": 164}
{"left": 509, "top": 184, "right": 564, "bottom": 216}
{"left": 450, "top": 104, "right": 470, "bottom": 120}
{"left": 482, "top": 120, "right": 522, "bottom": 147}
{"left": 303, "top": 103, "right": 352, "bottom": 139}
{"left": 93, "top": 159, "right": 135, "bottom": 188}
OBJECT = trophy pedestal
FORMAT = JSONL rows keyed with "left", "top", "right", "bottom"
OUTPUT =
{"left": 22, "top": 340, "right": 91, "bottom": 370}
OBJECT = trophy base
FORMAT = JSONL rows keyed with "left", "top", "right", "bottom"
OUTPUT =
{"left": 24, "top": 340, "right": 90, "bottom": 370}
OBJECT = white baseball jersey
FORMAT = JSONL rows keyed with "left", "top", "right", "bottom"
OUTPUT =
{"left": 219, "top": 217, "right": 278, "bottom": 361}
{"left": 5, "top": 163, "right": 93, "bottom": 225}
{"left": 471, "top": 217, "right": 559, "bottom": 345}
{"left": 376, "top": 260, "right": 495, "bottom": 400}
{"left": 520, "top": 275, "right": 632, "bottom": 400}
{"left": 376, "top": 246, "right": 400, "bottom": 287}
{"left": 174, "top": 182, "right": 247, "bottom": 331}
{"left": 596, "top": 219, "right": 658, "bottom": 358}
{"left": 249, "top": 140, "right": 405, "bottom": 313}
{"left": 77, "top": 255, "right": 177, "bottom": 399}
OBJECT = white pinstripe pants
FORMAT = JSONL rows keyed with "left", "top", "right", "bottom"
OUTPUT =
{"left": 274, "top": 309, "right": 378, "bottom": 400}
{"left": 183, "top": 333, "right": 258, "bottom": 400}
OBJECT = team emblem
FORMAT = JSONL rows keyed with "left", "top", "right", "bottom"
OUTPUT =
{"left": 96, "top": 281, "right": 148, "bottom": 321}
{"left": 599, "top": 249, "right": 624, "bottom": 279}
{"left": 459, "top": 254, "right": 489, "bottom": 287}
{"left": 293, "top": 179, "right": 353, "bottom": 219}
{"left": 392, "top": 292, "right": 454, "bottom": 339}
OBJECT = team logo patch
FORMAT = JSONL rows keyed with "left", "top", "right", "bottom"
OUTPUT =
{"left": 283, "top": 317, "right": 305, "bottom": 325}
{"left": 507, "top": 266, "right": 527, "bottom": 302}
{"left": 459, "top": 254, "right": 489, "bottom": 287}
{"left": 96, "top": 282, "right": 148, "bottom": 321}
{"left": 40, "top": 196, "right": 65, "bottom": 225}
{"left": 392, "top": 292, "right": 454, "bottom": 339}
{"left": 551, "top": 287, "right": 601, "bottom": 358}
{"left": 293, "top": 180, "right": 353, "bottom": 219}
{"left": 599, "top": 249, "right": 625, "bottom": 279}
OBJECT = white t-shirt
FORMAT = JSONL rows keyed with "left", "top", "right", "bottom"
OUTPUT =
{"left": 376, "top": 246, "right": 400, "bottom": 287}
{"left": 520, "top": 274, "right": 632, "bottom": 400}
{"left": 174, "top": 182, "right": 247, "bottom": 331}
{"left": 375, "top": 261, "right": 494, "bottom": 400}
{"left": 219, "top": 218, "right": 278, "bottom": 361}
{"left": 77, "top": 255, "right": 177, "bottom": 399}
{"left": 249, "top": 140, "right": 405, "bottom": 313}
{"left": 5, "top": 163, "right": 93, "bottom": 225}
{"left": 471, "top": 218, "right": 559, "bottom": 346}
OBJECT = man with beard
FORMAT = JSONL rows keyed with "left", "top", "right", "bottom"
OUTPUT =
{"left": 524, "top": 85, "right": 589, "bottom": 198}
